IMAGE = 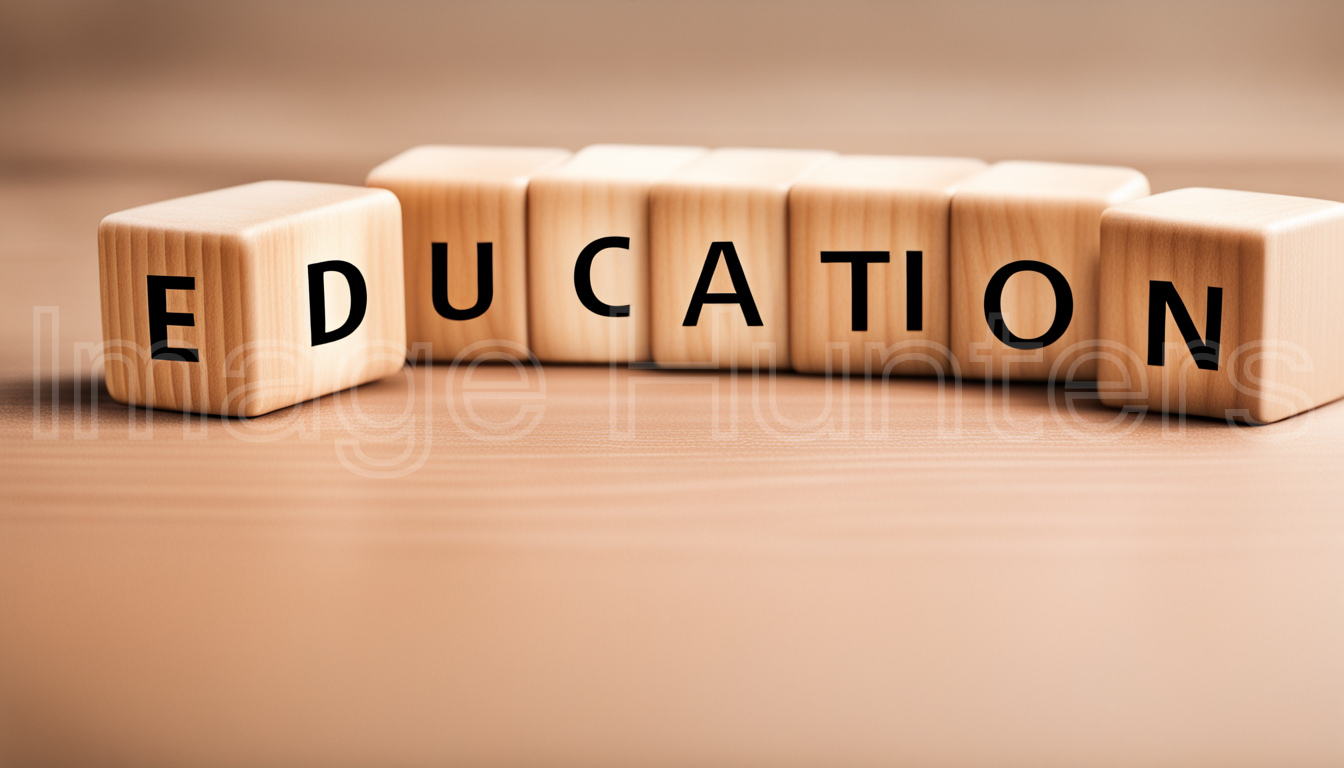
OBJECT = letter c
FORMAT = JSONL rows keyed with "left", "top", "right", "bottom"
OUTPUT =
{"left": 574, "top": 236, "right": 631, "bottom": 318}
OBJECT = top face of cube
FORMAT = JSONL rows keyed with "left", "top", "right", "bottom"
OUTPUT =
{"left": 954, "top": 161, "right": 1149, "bottom": 205}
{"left": 1101, "top": 187, "right": 1344, "bottom": 237}
{"left": 531, "top": 144, "right": 708, "bottom": 183}
{"left": 656, "top": 148, "right": 836, "bottom": 192}
{"left": 365, "top": 145, "right": 571, "bottom": 188}
{"left": 99, "top": 180, "right": 396, "bottom": 238}
{"left": 792, "top": 155, "right": 988, "bottom": 195}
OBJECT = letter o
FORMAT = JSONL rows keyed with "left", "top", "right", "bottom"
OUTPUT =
{"left": 982, "top": 260, "right": 1073, "bottom": 350}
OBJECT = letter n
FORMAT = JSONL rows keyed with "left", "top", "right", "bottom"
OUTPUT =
{"left": 1147, "top": 280, "right": 1222, "bottom": 371}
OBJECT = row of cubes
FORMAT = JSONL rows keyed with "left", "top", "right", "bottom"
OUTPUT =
{"left": 98, "top": 145, "right": 1344, "bottom": 422}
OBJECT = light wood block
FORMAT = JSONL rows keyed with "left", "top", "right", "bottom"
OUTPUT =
{"left": 950, "top": 161, "right": 1149, "bottom": 380}
{"left": 97, "top": 181, "right": 406, "bottom": 417}
{"left": 789, "top": 155, "right": 988, "bottom": 376}
{"left": 650, "top": 148, "right": 835, "bottom": 369}
{"left": 528, "top": 144, "right": 707, "bottom": 363}
{"left": 366, "top": 145, "right": 570, "bottom": 361}
{"left": 1099, "top": 187, "right": 1344, "bottom": 423}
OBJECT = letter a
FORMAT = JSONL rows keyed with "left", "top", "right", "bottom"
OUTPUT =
{"left": 682, "top": 241, "right": 763, "bottom": 326}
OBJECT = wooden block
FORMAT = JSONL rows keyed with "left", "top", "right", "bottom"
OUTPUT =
{"left": 950, "top": 161, "right": 1149, "bottom": 380}
{"left": 366, "top": 145, "right": 571, "bottom": 361}
{"left": 98, "top": 181, "right": 406, "bottom": 417}
{"left": 789, "top": 155, "right": 988, "bottom": 376}
{"left": 527, "top": 144, "right": 707, "bottom": 363}
{"left": 1099, "top": 188, "right": 1344, "bottom": 423}
{"left": 650, "top": 148, "right": 835, "bottom": 369}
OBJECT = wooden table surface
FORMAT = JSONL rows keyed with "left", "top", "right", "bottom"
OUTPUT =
{"left": 5, "top": 160, "right": 1344, "bottom": 768}
{"left": 4, "top": 2, "right": 1344, "bottom": 765}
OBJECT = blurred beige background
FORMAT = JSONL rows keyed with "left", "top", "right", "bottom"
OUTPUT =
{"left": 3, "top": 0, "right": 1343, "bottom": 192}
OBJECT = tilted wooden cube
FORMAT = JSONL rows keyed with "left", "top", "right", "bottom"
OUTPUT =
{"left": 98, "top": 181, "right": 406, "bottom": 417}
{"left": 650, "top": 148, "right": 835, "bottom": 369}
{"left": 528, "top": 144, "right": 707, "bottom": 363}
{"left": 366, "top": 145, "right": 571, "bottom": 361}
{"left": 950, "top": 161, "right": 1149, "bottom": 380}
{"left": 1099, "top": 188, "right": 1344, "bottom": 423}
{"left": 789, "top": 155, "right": 988, "bottom": 376}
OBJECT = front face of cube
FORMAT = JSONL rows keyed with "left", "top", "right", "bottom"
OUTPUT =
{"left": 789, "top": 188, "right": 951, "bottom": 376}
{"left": 380, "top": 178, "right": 530, "bottom": 362}
{"left": 650, "top": 185, "right": 790, "bottom": 369}
{"left": 98, "top": 192, "right": 406, "bottom": 417}
{"left": 1098, "top": 214, "right": 1268, "bottom": 422}
{"left": 527, "top": 177, "right": 650, "bottom": 363}
{"left": 951, "top": 193, "right": 1104, "bottom": 381}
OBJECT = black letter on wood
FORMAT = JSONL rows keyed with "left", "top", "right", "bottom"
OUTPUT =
{"left": 1147, "top": 281, "right": 1222, "bottom": 370}
{"left": 432, "top": 242, "right": 493, "bottom": 320}
{"left": 682, "top": 242, "right": 763, "bottom": 326}
{"left": 820, "top": 251, "right": 889, "bottom": 331}
{"left": 982, "top": 260, "right": 1073, "bottom": 349}
{"left": 905, "top": 250, "right": 923, "bottom": 332}
{"left": 147, "top": 275, "right": 200, "bottom": 362}
{"left": 308, "top": 261, "right": 368, "bottom": 346}
{"left": 574, "top": 236, "right": 631, "bottom": 317}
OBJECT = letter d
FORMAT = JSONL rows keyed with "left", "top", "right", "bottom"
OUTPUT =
{"left": 308, "top": 260, "right": 369, "bottom": 346}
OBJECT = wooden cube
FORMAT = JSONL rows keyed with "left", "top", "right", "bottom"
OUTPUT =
{"left": 1099, "top": 188, "right": 1344, "bottom": 423}
{"left": 950, "top": 161, "right": 1149, "bottom": 380}
{"left": 98, "top": 181, "right": 406, "bottom": 417}
{"left": 528, "top": 144, "right": 707, "bottom": 363}
{"left": 366, "top": 145, "right": 570, "bottom": 361}
{"left": 789, "top": 155, "right": 988, "bottom": 376}
{"left": 650, "top": 148, "right": 835, "bottom": 369}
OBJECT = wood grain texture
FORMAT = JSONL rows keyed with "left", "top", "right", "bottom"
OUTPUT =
{"left": 97, "top": 181, "right": 405, "bottom": 416}
{"left": 789, "top": 155, "right": 987, "bottom": 375}
{"left": 649, "top": 148, "right": 835, "bottom": 369}
{"left": 1098, "top": 187, "right": 1344, "bottom": 423}
{"left": 6, "top": 365, "right": 1344, "bottom": 768}
{"left": 365, "top": 146, "right": 571, "bottom": 361}
{"left": 527, "top": 145, "right": 707, "bottom": 363}
{"left": 951, "top": 161, "right": 1149, "bottom": 381}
